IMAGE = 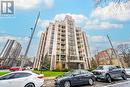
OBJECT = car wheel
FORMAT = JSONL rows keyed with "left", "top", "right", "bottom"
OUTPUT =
{"left": 122, "top": 73, "right": 127, "bottom": 80}
{"left": 106, "top": 74, "right": 112, "bottom": 83}
{"left": 88, "top": 78, "right": 94, "bottom": 86}
{"left": 24, "top": 83, "right": 35, "bottom": 87}
{"left": 64, "top": 81, "right": 71, "bottom": 87}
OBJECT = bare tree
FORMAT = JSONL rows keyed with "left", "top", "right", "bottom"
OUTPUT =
{"left": 94, "top": 0, "right": 130, "bottom": 7}
{"left": 116, "top": 44, "right": 130, "bottom": 67}
{"left": 91, "top": 57, "right": 98, "bottom": 70}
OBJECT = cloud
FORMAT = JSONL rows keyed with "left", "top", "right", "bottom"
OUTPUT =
{"left": 0, "top": 36, "right": 16, "bottom": 43}
{"left": 38, "top": 13, "right": 88, "bottom": 33}
{"left": 85, "top": 20, "right": 123, "bottom": 29}
{"left": 89, "top": 35, "right": 110, "bottom": 56}
{"left": 54, "top": 13, "right": 88, "bottom": 25}
{"left": 37, "top": 31, "right": 43, "bottom": 37}
{"left": 42, "top": 0, "right": 54, "bottom": 8}
{"left": 91, "top": 1, "right": 130, "bottom": 21}
{"left": 38, "top": 19, "right": 51, "bottom": 29}
{"left": 14, "top": 0, "right": 54, "bottom": 10}
{"left": 0, "top": 35, "right": 30, "bottom": 55}
{"left": 0, "top": 35, "right": 29, "bottom": 43}
{"left": 90, "top": 35, "right": 107, "bottom": 43}
{"left": 37, "top": 19, "right": 51, "bottom": 37}
{"left": 14, "top": 0, "right": 38, "bottom": 10}
{"left": 39, "top": 13, "right": 122, "bottom": 31}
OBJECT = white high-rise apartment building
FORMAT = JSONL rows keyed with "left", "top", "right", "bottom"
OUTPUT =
{"left": 33, "top": 15, "right": 91, "bottom": 70}
{"left": 0, "top": 39, "right": 22, "bottom": 67}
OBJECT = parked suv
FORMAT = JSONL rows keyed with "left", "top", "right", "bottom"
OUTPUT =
{"left": 92, "top": 65, "right": 127, "bottom": 83}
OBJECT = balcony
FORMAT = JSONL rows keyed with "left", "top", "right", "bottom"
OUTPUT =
{"left": 79, "top": 57, "right": 83, "bottom": 60}
{"left": 61, "top": 30, "right": 66, "bottom": 33}
{"left": 61, "top": 37, "right": 66, "bottom": 40}
{"left": 61, "top": 41, "right": 66, "bottom": 44}
{"left": 69, "top": 60, "right": 84, "bottom": 63}
{"left": 56, "top": 52, "right": 60, "bottom": 54}
{"left": 61, "top": 46, "right": 66, "bottom": 49}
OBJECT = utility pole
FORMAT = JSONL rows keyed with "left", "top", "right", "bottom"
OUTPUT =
{"left": 107, "top": 35, "right": 123, "bottom": 67}
{"left": 105, "top": 50, "right": 112, "bottom": 65}
{"left": 24, "top": 12, "right": 40, "bottom": 57}
{"left": 21, "top": 12, "right": 40, "bottom": 68}
{"left": 95, "top": 49, "right": 99, "bottom": 66}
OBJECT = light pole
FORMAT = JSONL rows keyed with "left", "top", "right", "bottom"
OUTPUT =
{"left": 107, "top": 35, "right": 123, "bottom": 67}
{"left": 20, "top": 12, "right": 40, "bottom": 68}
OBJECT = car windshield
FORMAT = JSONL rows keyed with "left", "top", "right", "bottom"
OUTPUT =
{"left": 96, "top": 66, "right": 109, "bottom": 70}
{"left": 63, "top": 72, "right": 72, "bottom": 76}
{"left": 63, "top": 70, "right": 80, "bottom": 76}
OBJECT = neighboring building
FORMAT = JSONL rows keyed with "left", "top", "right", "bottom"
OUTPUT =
{"left": 0, "top": 59, "right": 4, "bottom": 66}
{"left": 95, "top": 48, "right": 126, "bottom": 67}
{"left": 0, "top": 39, "right": 22, "bottom": 67}
{"left": 33, "top": 15, "right": 91, "bottom": 70}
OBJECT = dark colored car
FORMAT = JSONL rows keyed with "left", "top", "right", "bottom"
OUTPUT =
{"left": 9, "top": 67, "right": 25, "bottom": 71}
{"left": 39, "top": 66, "right": 48, "bottom": 71}
{"left": 92, "top": 65, "right": 127, "bottom": 83}
{"left": 55, "top": 69, "right": 95, "bottom": 87}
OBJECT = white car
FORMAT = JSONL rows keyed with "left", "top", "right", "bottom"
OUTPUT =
{"left": 0, "top": 71, "right": 44, "bottom": 87}
{"left": 125, "top": 68, "right": 130, "bottom": 77}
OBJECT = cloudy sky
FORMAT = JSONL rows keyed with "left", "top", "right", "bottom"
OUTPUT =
{"left": 0, "top": 0, "right": 130, "bottom": 57}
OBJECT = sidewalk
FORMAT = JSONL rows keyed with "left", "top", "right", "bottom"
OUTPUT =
{"left": 44, "top": 77, "right": 56, "bottom": 80}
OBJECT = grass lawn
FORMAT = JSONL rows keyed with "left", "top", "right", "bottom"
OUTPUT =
{"left": 0, "top": 71, "right": 65, "bottom": 77}
{"left": 0, "top": 72, "right": 9, "bottom": 76}
{"left": 33, "top": 71, "right": 65, "bottom": 77}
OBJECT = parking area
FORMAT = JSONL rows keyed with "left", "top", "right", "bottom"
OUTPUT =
{"left": 44, "top": 78, "right": 130, "bottom": 87}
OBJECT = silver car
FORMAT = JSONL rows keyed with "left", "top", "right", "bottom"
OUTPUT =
{"left": 125, "top": 68, "right": 130, "bottom": 77}
{"left": 92, "top": 65, "right": 127, "bottom": 83}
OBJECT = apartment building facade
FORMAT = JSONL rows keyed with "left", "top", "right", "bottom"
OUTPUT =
{"left": 33, "top": 15, "right": 91, "bottom": 70}
{"left": 0, "top": 39, "right": 22, "bottom": 67}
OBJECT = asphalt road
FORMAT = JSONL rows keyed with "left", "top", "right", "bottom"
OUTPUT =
{"left": 44, "top": 78, "right": 130, "bottom": 87}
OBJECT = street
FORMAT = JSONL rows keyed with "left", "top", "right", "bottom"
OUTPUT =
{"left": 44, "top": 78, "right": 130, "bottom": 87}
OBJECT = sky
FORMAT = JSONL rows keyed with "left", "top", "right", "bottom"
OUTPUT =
{"left": 0, "top": 0, "right": 130, "bottom": 57}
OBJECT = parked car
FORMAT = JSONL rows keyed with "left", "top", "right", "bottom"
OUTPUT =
{"left": 125, "top": 68, "right": 130, "bottom": 78}
{"left": 0, "top": 71, "right": 44, "bottom": 87}
{"left": 55, "top": 69, "right": 95, "bottom": 87}
{"left": 9, "top": 67, "right": 26, "bottom": 71}
{"left": 39, "top": 66, "right": 49, "bottom": 71}
{"left": 92, "top": 65, "right": 127, "bottom": 83}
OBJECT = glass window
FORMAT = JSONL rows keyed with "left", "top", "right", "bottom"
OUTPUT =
{"left": 72, "top": 70, "right": 81, "bottom": 75}
{"left": 80, "top": 70, "right": 88, "bottom": 74}
{"left": 12, "top": 73, "right": 32, "bottom": 78}
{"left": 96, "top": 66, "right": 104, "bottom": 70}
{"left": 0, "top": 73, "right": 31, "bottom": 80}
{"left": 0, "top": 73, "right": 15, "bottom": 80}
